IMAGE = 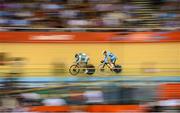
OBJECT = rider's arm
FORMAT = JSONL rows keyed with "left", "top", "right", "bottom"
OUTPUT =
{"left": 103, "top": 56, "right": 108, "bottom": 64}
{"left": 76, "top": 55, "right": 81, "bottom": 63}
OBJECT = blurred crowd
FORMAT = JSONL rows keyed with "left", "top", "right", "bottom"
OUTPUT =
{"left": 0, "top": 0, "right": 179, "bottom": 29}
{"left": 0, "top": 79, "right": 179, "bottom": 112}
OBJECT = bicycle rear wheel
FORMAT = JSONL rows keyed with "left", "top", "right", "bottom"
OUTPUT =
{"left": 86, "top": 64, "right": 95, "bottom": 75}
{"left": 113, "top": 65, "right": 122, "bottom": 73}
{"left": 69, "top": 64, "right": 80, "bottom": 75}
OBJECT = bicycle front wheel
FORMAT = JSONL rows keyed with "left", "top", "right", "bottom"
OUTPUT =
{"left": 69, "top": 65, "right": 80, "bottom": 75}
{"left": 98, "top": 64, "right": 105, "bottom": 73}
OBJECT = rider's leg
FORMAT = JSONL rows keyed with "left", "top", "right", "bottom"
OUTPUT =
{"left": 82, "top": 58, "right": 89, "bottom": 73}
{"left": 84, "top": 57, "right": 89, "bottom": 66}
{"left": 110, "top": 58, "right": 116, "bottom": 68}
{"left": 84, "top": 60, "right": 89, "bottom": 74}
{"left": 113, "top": 59, "right": 116, "bottom": 65}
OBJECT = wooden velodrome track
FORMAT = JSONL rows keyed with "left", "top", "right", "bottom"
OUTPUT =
{"left": 0, "top": 42, "right": 180, "bottom": 76}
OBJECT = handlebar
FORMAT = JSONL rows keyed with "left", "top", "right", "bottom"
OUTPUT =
{"left": 101, "top": 60, "right": 104, "bottom": 63}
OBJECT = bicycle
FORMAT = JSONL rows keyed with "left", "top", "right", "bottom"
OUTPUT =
{"left": 69, "top": 63, "right": 95, "bottom": 75}
{"left": 99, "top": 60, "right": 122, "bottom": 73}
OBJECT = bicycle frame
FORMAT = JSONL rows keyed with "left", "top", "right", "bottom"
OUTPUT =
{"left": 101, "top": 63, "right": 110, "bottom": 69}
{"left": 101, "top": 58, "right": 116, "bottom": 68}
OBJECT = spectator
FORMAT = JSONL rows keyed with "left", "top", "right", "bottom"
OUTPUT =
{"left": 0, "top": 0, "right": 179, "bottom": 29}
{"left": 83, "top": 87, "right": 104, "bottom": 104}
{"left": 42, "top": 97, "right": 66, "bottom": 106}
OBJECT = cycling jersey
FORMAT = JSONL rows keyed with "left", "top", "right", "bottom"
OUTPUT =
{"left": 76, "top": 53, "right": 89, "bottom": 63}
{"left": 104, "top": 51, "right": 117, "bottom": 64}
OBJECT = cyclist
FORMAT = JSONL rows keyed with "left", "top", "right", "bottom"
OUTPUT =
{"left": 102, "top": 50, "right": 117, "bottom": 68}
{"left": 75, "top": 53, "right": 89, "bottom": 66}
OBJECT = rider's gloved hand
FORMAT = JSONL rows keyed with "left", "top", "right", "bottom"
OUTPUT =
{"left": 101, "top": 60, "right": 104, "bottom": 63}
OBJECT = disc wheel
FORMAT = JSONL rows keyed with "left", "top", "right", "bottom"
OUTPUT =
{"left": 113, "top": 65, "right": 122, "bottom": 73}
{"left": 86, "top": 64, "right": 96, "bottom": 75}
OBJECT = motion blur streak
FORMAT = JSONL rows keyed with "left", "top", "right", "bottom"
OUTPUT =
{"left": 0, "top": 0, "right": 180, "bottom": 112}
{"left": 0, "top": 42, "right": 179, "bottom": 76}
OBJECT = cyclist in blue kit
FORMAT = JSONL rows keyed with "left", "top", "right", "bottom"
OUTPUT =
{"left": 102, "top": 50, "right": 117, "bottom": 68}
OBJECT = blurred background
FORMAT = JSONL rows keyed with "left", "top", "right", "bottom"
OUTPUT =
{"left": 0, "top": 0, "right": 180, "bottom": 113}
{"left": 0, "top": 0, "right": 179, "bottom": 30}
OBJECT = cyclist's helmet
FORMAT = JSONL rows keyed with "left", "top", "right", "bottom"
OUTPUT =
{"left": 75, "top": 53, "right": 79, "bottom": 58}
{"left": 103, "top": 50, "right": 107, "bottom": 55}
